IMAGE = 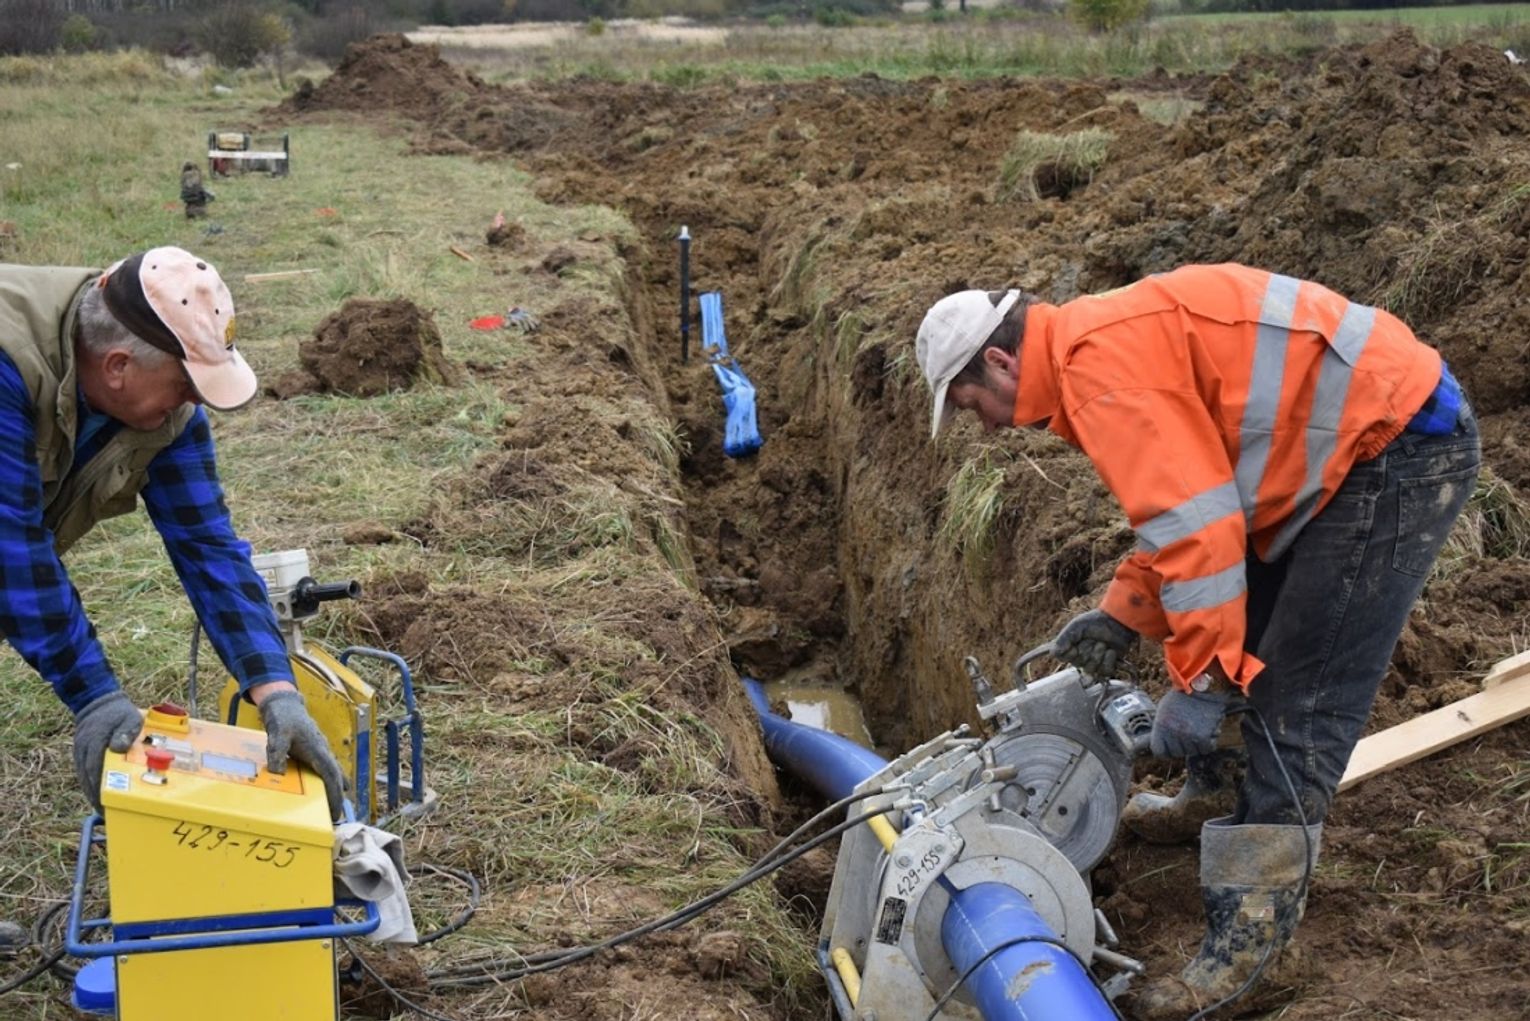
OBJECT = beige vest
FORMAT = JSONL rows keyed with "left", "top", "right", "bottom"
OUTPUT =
{"left": 0, "top": 264, "right": 195, "bottom": 554}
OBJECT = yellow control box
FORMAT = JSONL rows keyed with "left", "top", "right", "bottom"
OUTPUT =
{"left": 100, "top": 703, "right": 337, "bottom": 1021}
{"left": 218, "top": 644, "right": 379, "bottom": 823}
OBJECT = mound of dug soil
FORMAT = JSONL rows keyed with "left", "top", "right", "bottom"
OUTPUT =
{"left": 269, "top": 297, "right": 460, "bottom": 398}
{"left": 282, "top": 33, "right": 488, "bottom": 118}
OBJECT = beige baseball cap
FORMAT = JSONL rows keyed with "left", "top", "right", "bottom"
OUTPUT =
{"left": 99, "top": 247, "right": 256, "bottom": 411}
{"left": 915, "top": 288, "right": 1021, "bottom": 438}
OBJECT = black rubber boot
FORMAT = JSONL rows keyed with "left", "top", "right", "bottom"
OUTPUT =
{"left": 1122, "top": 749, "right": 1244, "bottom": 845}
{"left": 1130, "top": 816, "right": 1321, "bottom": 1020}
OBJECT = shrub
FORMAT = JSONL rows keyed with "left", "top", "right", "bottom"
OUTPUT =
{"left": 1068, "top": 0, "right": 1149, "bottom": 33}
{"left": 813, "top": 5, "right": 854, "bottom": 27}
{"left": 197, "top": 4, "right": 291, "bottom": 69}
{"left": 60, "top": 14, "right": 97, "bottom": 53}
{"left": 586, "top": 16, "right": 606, "bottom": 35}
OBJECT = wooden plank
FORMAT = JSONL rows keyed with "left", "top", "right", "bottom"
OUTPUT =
{"left": 448, "top": 244, "right": 475, "bottom": 262}
{"left": 1483, "top": 649, "right": 1530, "bottom": 689}
{"left": 243, "top": 269, "right": 319, "bottom": 284}
{"left": 1338, "top": 672, "right": 1530, "bottom": 791}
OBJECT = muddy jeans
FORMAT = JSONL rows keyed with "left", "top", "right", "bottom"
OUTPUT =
{"left": 1231, "top": 396, "right": 1481, "bottom": 826}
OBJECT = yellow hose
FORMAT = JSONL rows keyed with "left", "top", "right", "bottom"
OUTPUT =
{"left": 827, "top": 811, "right": 896, "bottom": 1009}
{"left": 868, "top": 814, "right": 899, "bottom": 852}
{"left": 831, "top": 946, "right": 862, "bottom": 1006}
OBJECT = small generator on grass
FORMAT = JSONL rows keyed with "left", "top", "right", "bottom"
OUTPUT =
{"left": 66, "top": 548, "right": 435, "bottom": 1019}
{"left": 67, "top": 705, "right": 376, "bottom": 1020}
{"left": 207, "top": 131, "right": 290, "bottom": 177}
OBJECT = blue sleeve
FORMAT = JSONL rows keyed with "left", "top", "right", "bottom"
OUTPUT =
{"left": 0, "top": 354, "right": 120, "bottom": 715}
{"left": 142, "top": 408, "right": 292, "bottom": 693}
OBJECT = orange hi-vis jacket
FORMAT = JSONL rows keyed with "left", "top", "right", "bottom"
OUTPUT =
{"left": 1012, "top": 264, "right": 1443, "bottom": 694}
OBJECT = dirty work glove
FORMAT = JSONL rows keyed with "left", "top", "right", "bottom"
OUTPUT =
{"left": 1151, "top": 686, "right": 1237, "bottom": 759}
{"left": 258, "top": 690, "right": 346, "bottom": 822}
{"left": 505, "top": 306, "right": 540, "bottom": 334}
{"left": 73, "top": 692, "right": 143, "bottom": 813}
{"left": 1051, "top": 609, "right": 1137, "bottom": 678}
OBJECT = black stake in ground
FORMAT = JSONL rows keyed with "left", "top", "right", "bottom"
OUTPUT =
{"left": 678, "top": 225, "right": 691, "bottom": 363}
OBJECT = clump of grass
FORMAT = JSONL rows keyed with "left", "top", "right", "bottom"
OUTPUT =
{"left": 650, "top": 63, "right": 709, "bottom": 87}
{"left": 940, "top": 450, "right": 1009, "bottom": 572}
{"left": 997, "top": 127, "right": 1113, "bottom": 202}
{"left": 834, "top": 309, "right": 865, "bottom": 367}
{"left": 1381, "top": 183, "right": 1530, "bottom": 323}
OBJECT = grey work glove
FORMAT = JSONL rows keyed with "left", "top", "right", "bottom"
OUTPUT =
{"left": 258, "top": 690, "right": 346, "bottom": 822}
{"left": 73, "top": 691, "right": 143, "bottom": 813}
{"left": 1151, "top": 686, "right": 1237, "bottom": 759}
{"left": 1051, "top": 608, "right": 1137, "bottom": 678}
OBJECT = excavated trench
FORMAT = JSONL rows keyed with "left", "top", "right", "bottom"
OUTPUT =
{"left": 288, "top": 32, "right": 1530, "bottom": 1019}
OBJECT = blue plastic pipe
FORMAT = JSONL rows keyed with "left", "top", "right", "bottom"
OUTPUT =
{"left": 699, "top": 292, "right": 763, "bottom": 458}
{"left": 744, "top": 679, "right": 1117, "bottom": 1021}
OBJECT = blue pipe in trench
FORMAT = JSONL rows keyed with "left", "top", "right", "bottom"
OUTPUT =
{"left": 744, "top": 680, "right": 1117, "bottom": 1021}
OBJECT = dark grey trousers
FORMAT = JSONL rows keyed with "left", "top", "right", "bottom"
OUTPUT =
{"left": 1233, "top": 397, "right": 1481, "bottom": 826}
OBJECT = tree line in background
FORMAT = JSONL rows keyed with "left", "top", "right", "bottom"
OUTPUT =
{"left": 0, "top": 0, "right": 1507, "bottom": 63}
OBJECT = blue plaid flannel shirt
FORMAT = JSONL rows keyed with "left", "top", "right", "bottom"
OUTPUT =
{"left": 0, "top": 353, "right": 291, "bottom": 716}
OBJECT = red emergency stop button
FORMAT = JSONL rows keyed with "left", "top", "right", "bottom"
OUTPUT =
{"left": 144, "top": 748, "right": 175, "bottom": 785}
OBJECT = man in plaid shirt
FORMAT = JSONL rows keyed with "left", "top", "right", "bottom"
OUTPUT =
{"left": 0, "top": 247, "right": 344, "bottom": 830}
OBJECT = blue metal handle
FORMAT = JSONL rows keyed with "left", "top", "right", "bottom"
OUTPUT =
{"left": 340, "top": 646, "right": 426, "bottom": 812}
{"left": 65, "top": 815, "right": 380, "bottom": 959}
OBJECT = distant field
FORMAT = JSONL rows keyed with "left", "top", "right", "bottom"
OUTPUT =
{"left": 412, "top": 4, "right": 1530, "bottom": 85}
{"left": 1163, "top": 3, "right": 1530, "bottom": 27}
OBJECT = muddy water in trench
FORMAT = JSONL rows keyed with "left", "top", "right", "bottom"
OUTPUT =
{"left": 759, "top": 676, "right": 877, "bottom": 751}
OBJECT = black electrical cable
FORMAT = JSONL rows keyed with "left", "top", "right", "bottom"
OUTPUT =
{"left": 920, "top": 932, "right": 1129, "bottom": 1021}
{"left": 409, "top": 863, "right": 481, "bottom": 947}
{"left": 425, "top": 789, "right": 893, "bottom": 979}
{"left": 341, "top": 938, "right": 466, "bottom": 1021}
{"left": 427, "top": 803, "right": 895, "bottom": 988}
{"left": 0, "top": 906, "right": 66, "bottom": 996}
{"left": 0, "top": 901, "right": 76, "bottom": 996}
{"left": 187, "top": 619, "right": 203, "bottom": 716}
{"left": 1182, "top": 703, "right": 1313, "bottom": 1021}
{"left": 424, "top": 787, "right": 888, "bottom": 978}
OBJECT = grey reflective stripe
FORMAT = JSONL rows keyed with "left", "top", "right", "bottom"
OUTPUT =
{"left": 1266, "top": 301, "right": 1377, "bottom": 558}
{"left": 1135, "top": 480, "right": 1242, "bottom": 553}
{"left": 1235, "top": 274, "right": 1300, "bottom": 526}
{"left": 1161, "top": 563, "right": 1247, "bottom": 614}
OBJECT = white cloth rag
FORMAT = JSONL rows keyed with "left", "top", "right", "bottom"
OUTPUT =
{"left": 333, "top": 822, "right": 418, "bottom": 944}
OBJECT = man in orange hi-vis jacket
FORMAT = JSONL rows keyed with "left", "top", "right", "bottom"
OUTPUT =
{"left": 917, "top": 264, "right": 1480, "bottom": 1018}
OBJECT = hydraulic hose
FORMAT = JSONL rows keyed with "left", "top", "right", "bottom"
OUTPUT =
{"left": 744, "top": 679, "right": 1117, "bottom": 1021}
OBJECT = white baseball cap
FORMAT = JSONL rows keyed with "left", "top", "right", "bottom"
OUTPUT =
{"left": 99, "top": 246, "right": 256, "bottom": 411}
{"left": 915, "top": 289, "right": 1021, "bottom": 438}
